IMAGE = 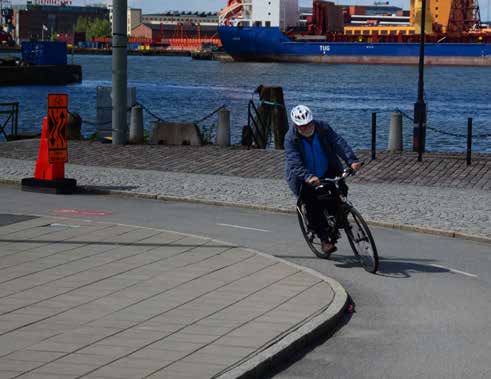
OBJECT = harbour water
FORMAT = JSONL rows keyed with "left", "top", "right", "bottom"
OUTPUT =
{"left": 1, "top": 54, "right": 490, "bottom": 152}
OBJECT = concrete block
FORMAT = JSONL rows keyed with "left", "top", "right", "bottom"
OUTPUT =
{"left": 149, "top": 121, "right": 202, "bottom": 146}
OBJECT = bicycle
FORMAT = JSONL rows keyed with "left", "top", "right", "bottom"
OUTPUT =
{"left": 296, "top": 166, "right": 379, "bottom": 273}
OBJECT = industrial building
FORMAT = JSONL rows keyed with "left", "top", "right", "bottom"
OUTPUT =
{"left": 12, "top": 2, "right": 108, "bottom": 43}
{"left": 142, "top": 11, "right": 218, "bottom": 26}
{"left": 131, "top": 22, "right": 218, "bottom": 42}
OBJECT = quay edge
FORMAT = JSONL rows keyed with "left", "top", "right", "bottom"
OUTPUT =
{"left": 0, "top": 65, "right": 82, "bottom": 86}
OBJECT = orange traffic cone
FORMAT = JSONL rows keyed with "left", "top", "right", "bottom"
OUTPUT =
{"left": 34, "top": 117, "right": 65, "bottom": 180}
{"left": 21, "top": 117, "right": 76, "bottom": 194}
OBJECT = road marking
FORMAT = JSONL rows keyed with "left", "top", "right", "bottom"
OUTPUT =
{"left": 49, "top": 223, "right": 81, "bottom": 228}
{"left": 430, "top": 264, "right": 478, "bottom": 278}
{"left": 216, "top": 223, "right": 270, "bottom": 233}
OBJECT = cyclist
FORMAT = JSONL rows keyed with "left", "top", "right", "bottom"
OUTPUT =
{"left": 285, "top": 105, "right": 362, "bottom": 254}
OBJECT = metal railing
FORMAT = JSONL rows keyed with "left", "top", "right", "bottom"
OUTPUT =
{"left": 246, "top": 99, "right": 270, "bottom": 148}
{"left": 0, "top": 102, "right": 19, "bottom": 140}
{"left": 370, "top": 111, "right": 489, "bottom": 165}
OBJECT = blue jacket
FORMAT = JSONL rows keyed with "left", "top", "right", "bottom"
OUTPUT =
{"left": 285, "top": 121, "right": 359, "bottom": 197}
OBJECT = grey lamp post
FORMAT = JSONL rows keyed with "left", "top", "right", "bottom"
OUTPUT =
{"left": 112, "top": 0, "right": 128, "bottom": 145}
{"left": 413, "top": 0, "right": 427, "bottom": 161}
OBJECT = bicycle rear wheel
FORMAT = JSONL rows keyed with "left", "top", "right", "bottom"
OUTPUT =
{"left": 296, "top": 204, "right": 331, "bottom": 259}
{"left": 344, "top": 207, "right": 379, "bottom": 273}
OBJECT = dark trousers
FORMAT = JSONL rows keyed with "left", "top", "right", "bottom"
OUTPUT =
{"left": 299, "top": 179, "right": 348, "bottom": 242}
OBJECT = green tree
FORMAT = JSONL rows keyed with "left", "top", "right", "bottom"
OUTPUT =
{"left": 87, "top": 18, "right": 111, "bottom": 40}
{"left": 75, "top": 17, "right": 111, "bottom": 40}
{"left": 75, "top": 16, "right": 89, "bottom": 33}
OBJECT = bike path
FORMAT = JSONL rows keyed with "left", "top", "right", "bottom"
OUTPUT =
{"left": 0, "top": 213, "right": 347, "bottom": 379}
{"left": 0, "top": 186, "right": 490, "bottom": 378}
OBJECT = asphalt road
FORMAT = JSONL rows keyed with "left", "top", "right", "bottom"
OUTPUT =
{"left": 1, "top": 184, "right": 490, "bottom": 378}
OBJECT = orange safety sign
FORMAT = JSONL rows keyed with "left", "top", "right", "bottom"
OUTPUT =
{"left": 47, "top": 94, "right": 68, "bottom": 163}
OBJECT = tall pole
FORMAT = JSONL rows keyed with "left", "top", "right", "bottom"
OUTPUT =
{"left": 71, "top": 23, "right": 75, "bottom": 65}
{"left": 413, "top": 0, "right": 427, "bottom": 161}
{"left": 112, "top": 0, "right": 128, "bottom": 145}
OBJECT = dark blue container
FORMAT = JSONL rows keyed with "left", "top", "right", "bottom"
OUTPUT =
{"left": 21, "top": 41, "right": 67, "bottom": 65}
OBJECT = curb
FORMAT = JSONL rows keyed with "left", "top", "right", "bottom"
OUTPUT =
{"left": 215, "top": 251, "right": 348, "bottom": 379}
{"left": 2, "top": 178, "right": 490, "bottom": 244}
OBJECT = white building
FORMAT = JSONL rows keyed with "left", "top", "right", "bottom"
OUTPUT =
{"left": 219, "top": 0, "right": 298, "bottom": 31}
{"left": 106, "top": 3, "right": 141, "bottom": 35}
{"left": 127, "top": 8, "right": 141, "bottom": 35}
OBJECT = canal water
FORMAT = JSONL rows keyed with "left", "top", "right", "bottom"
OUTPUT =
{"left": 1, "top": 54, "right": 490, "bottom": 152}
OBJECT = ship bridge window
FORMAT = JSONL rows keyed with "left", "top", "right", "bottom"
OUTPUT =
{"left": 354, "top": 30, "right": 361, "bottom": 35}
{"left": 363, "top": 30, "right": 369, "bottom": 35}
{"left": 254, "top": 21, "right": 262, "bottom": 27}
{"left": 390, "top": 30, "right": 396, "bottom": 35}
{"left": 266, "top": 21, "right": 271, "bottom": 27}
{"left": 381, "top": 30, "right": 388, "bottom": 35}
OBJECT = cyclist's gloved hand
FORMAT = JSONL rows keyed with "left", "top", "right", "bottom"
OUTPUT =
{"left": 351, "top": 162, "right": 363, "bottom": 171}
{"left": 306, "top": 176, "right": 320, "bottom": 186}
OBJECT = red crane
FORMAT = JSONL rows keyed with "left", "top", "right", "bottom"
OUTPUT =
{"left": 447, "top": 0, "right": 482, "bottom": 34}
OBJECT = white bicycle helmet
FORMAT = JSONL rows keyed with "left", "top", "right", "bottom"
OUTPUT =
{"left": 291, "top": 105, "right": 313, "bottom": 126}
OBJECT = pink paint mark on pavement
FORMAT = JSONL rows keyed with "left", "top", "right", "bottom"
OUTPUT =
{"left": 51, "top": 209, "right": 112, "bottom": 216}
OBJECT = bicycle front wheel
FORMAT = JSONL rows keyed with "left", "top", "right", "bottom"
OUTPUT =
{"left": 344, "top": 207, "right": 379, "bottom": 273}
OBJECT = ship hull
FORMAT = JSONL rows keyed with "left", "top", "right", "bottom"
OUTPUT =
{"left": 218, "top": 26, "right": 491, "bottom": 66}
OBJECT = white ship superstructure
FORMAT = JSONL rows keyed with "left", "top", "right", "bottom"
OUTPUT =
{"left": 218, "top": 0, "right": 298, "bottom": 31}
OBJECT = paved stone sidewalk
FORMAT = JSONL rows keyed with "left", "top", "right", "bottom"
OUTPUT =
{"left": 0, "top": 158, "right": 490, "bottom": 240}
{"left": 0, "top": 216, "right": 347, "bottom": 379}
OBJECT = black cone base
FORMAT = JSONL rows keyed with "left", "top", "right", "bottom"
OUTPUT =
{"left": 21, "top": 178, "right": 77, "bottom": 194}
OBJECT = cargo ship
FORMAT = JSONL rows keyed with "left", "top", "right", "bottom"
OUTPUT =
{"left": 217, "top": 0, "right": 491, "bottom": 66}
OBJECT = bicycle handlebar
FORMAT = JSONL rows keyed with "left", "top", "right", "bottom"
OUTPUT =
{"left": 315, "top": 161, "right": 365, "bottom": 190}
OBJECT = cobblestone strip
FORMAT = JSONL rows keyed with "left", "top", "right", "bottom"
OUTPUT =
{"left": 0, "top": 140, "right": 489, "bottom": 190}
{"left": 0, "top": 158, "right": 489, "bottom": 242}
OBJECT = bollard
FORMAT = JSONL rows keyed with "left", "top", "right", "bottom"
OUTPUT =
{"left": 216, "top": 108, "right": 231, "bottom": 146}
{"left": 388, "top": 112, "right": 403, "bottom": 152}
{"left": 67, "top": 112, "right": 82, "bottom": 140}
{"left": 129, "top": 105, "right": 144, "bottom": 144}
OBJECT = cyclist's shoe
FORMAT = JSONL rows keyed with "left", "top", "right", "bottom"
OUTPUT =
{"left": 321, "top": 240, "right": 337, "bottom": 255}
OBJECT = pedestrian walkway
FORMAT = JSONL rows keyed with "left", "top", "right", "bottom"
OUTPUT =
{"left": 0, "top": 215, "right": 347, "bottom": 378}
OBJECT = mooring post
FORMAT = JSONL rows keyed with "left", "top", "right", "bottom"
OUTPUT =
{"left": 216, "top": 107, "right": 231, "bottom": 146}
{"left": 129, "top": 105, "right": 144, "bottom": 144}
{"left": 467, "top": 117, "right": 473, "bottom": 166}
{"left": 371, "top": 112, "right": 377, "bottom": 160}
{"left": 388, "top": 111, "right": 403, "bottom": 152}
{"left": 258, "top": 86, "right": 288, "bottom": 149}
